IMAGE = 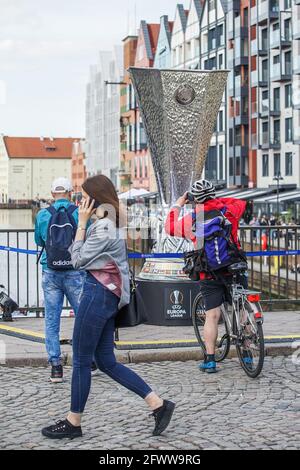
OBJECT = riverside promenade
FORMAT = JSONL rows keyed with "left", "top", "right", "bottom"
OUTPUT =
{"left": 0, "top": 310, "right": 299, "bottom": 366}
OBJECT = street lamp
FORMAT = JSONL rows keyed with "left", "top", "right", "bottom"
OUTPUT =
{"left": 273, "top": 173, "right": 284, "bottom": 218}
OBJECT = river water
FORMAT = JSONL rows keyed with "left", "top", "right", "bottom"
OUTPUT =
{"left": 0, "top": 209, "right": 34, "bottom": 230}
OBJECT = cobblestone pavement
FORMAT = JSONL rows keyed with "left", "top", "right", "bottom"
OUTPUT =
{"left": 0, "top": 357, "right": 299, "bottom": 451}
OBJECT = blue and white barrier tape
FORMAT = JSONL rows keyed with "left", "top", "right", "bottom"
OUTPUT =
{"left": 1, "top": 245, "right": 300, "bottom": 258}
{"left": 0, "top": 245, "right": 39, "bottom": 255}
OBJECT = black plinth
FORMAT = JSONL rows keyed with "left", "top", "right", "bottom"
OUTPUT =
{"left": 136, "top": 278, "right": 201, "bottom": 327}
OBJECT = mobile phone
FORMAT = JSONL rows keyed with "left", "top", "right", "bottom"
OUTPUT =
{"left": 187, "top": 192, "right": 195, "bottom": 203}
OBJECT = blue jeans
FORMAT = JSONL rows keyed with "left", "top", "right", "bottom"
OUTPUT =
{"left": 42, "top": 268, "right": 84, "bottom": 365}
{"left": 71, "top": 273, "right": 152, "bottom": 413}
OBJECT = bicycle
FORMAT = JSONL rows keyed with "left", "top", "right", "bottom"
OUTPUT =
{"left": 192, "top": 262, "right": 265, "bottom": 378}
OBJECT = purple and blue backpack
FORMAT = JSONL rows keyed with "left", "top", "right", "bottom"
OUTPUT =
{"left": 183, "top": 208, "right": 246, "bottom": 279}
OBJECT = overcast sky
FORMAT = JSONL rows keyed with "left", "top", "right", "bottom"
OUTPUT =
{"left": 0, "top": 0, "right": 188, "bottom": 138}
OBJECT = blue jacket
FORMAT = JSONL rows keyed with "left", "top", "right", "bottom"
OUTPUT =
{"left": 35, "top": 199, "right": 79, "bottom": 268}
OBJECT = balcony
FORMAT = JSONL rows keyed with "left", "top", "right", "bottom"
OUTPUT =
{"left": 293, "top": 13, "right": 300, "bottom": 39}
{"left": 251, "top": 133, "right": 259, "bottom": 148}
{"left": 258, "top": 40, "right": 268, "bottom": 56}
{"left": 251, "top": 70, "right": 258, "bottom": 87}
{"left": 234, "top": 16, "right": 248, "bottom": 39}
{"left": 269, "top": 1, "right": 280, "bottom": 21}
{"left": 270, "top": 105, "right": 281, "bottom": 117}
{"left": 229, "top": 145, "right": 248, "bottom": 159}
{"left": 236, "top": 175, "right": 249, "bottom": 187}
{"left": 260, "top": 99, "right": 269, "bottom": 117}
{"left": 229, "top": 175, "right": 249, "bottom": 187}
{"left": 258, "top": 1, "right": 279, "bottom": 24}
{"left": 235, "top": 113, "right": 249, "bottom": 126}
{"left": 258, "top": 1, "right": 269, "bottom": 24}
{"left": 251, "top": 102, "right": 258, "bottom": 117}
{"left": 270, "top": 62, "right": 281, "bottom": 81}
{"left": 234, "top": 75, "right": 248, "bottom": 96}
{"left": 270, "top": 132, "right": 281, "bottom": 149}
{"left": 270, "top": 29, "right": 280, "bottom": 49}
{"left": 294, "top": 56, "right": 300, "bottom": 75}
{"left": 261, "top": 131, "right": 270, "bottom": 149}
{"left": 259, "top": 71, "right": 269, "bottom": 87}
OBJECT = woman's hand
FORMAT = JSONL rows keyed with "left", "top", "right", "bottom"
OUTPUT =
{"left": 78, "top": 196, "right": 95, "bottom": 228}
{"left": 175, "top": 192, "right": 189, "bottom": 207}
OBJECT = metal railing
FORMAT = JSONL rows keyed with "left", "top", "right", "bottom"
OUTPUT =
{"left": 1, "top": 225, "right": 300, "bottom": 317}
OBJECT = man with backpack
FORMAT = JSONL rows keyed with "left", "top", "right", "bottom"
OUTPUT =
{"left": 165, "top": 180, "right": 247, "bottom": 374}
{"left": 35, "top": 178, "right": 85, "bottom": 383}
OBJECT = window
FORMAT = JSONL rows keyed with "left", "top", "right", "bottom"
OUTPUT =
{"left": 204, "top": 56, "right": 216, "bottom": 70}
{"left": 285, "top": 152, "right": 293, "bottom": 176}
{"left": 261, "top": 29, "right": 268, "bottom": 50}
{"left": 262, "top": 59, "right": 268, "bottom": 81}
{"left": 208, "top": 0, "right": 216, "bottom": 11}
{"left": 284, "top": 0, "right": 291, "bottom": 9}
{"left": 205, "top": 146, "right": 217, "bottom": 181}
{"left": 208, "top": 28, "right": 216, "bottom": 50}
{"left": 262, "top": 121, "right": 269, "bottom": 144}
{"left": 262, "top": 90, "right": 269, "bottom": 101}
{"left": 285, "top": 84, "right": 292, "bottom": 108}
{"left": 273, "top": 23, "right": 279, "bottom": 31}
{"left": 216, "top": 24, "right": 224, "bottom": 47}
{"left": 219, "top": 110, "right": 224, "bottom": 132}
{"left": 274, "top": 153, "right": 281, "bottom": 177}
{"left": 229, "top": 158, "right": 234, "bottom": 177}
{"left": 219, "top": 145, "right": 224, "bottom": 180}
{"left": 273, "top": 88, "right": 280, "bottom": 111}
{"left": 273, "top": 120, "right": 280, "bottom": 144}
{"left": 139, "top": 156, "right": 143, "bottom": 178}
{"left": 273, "top": 55, "right": 280, "bottom": 65}
{"left": 285, "top": 51, "right": 292, "bottom": 75}
{"left": 262, "top": 154, "right": 269, "bottom": 177}
{"left": 284, "top": 19, "right": 291, "bottom": 41}
{"left": 219, "top": 54, "right": 223, "bottom": 69}
{"left": 285, "top": 117, "right": 293, "bottom": 142}
{"left": 134, "top": 156, "right": 138, "bottom": 178}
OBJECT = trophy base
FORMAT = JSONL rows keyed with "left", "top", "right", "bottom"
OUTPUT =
{"left": 135, "top": 278, "right": 200, "bottom": 326}
{"left": 137, "top": 258, "right": 189, "bottom": 282}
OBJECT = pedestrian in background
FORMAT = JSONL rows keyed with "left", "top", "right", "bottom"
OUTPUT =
{"left": 35, "top": 178, "right": 87, "bottom": 383}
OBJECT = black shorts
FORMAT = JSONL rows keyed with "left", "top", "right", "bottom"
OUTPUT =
{"left": 199, "top": 273, "right": 248, "bottom": 311}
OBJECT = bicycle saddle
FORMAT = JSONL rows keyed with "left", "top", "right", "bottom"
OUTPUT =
{"left": 228, "top": 262, "right": 248, "bottom": 273}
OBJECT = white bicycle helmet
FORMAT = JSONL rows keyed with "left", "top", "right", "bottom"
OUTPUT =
{"left": 190, "top": 180, "right": 216, "bottom": 203}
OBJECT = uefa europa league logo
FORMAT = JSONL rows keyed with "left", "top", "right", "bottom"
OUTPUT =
{"left": 170, "top": 290, "right": 184, "bottom": 306}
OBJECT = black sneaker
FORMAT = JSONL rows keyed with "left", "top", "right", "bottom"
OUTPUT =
{"left": 151, "top": 400, "right": 176, "bottom": 436}
{"left": 41, "top": 419, "right": 82, "bottom": 440}
{"left": 50, "top": 365, "right": 63, "bottom": 384}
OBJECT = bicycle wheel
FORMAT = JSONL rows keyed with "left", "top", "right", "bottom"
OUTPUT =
{"left": 235, "top": 300, "right": 265, "bottom": 378}
{"left": 192, "top": 292, "right": 231, "bottom": 363}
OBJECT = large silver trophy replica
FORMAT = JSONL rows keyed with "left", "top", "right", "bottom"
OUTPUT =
{"left": 129, "top": 68, "right": 228, "bottom": 282}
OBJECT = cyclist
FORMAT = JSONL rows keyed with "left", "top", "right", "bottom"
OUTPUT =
{"left": 165, "top": 180, "right": 249, "bottom": 374}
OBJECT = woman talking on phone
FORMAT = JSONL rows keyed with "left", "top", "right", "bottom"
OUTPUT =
{"left": 41, "top": 175, "right": 175, "bottom": 440}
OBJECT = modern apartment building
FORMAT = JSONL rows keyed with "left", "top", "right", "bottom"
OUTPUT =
{"left": 120, "top": 22, "right": 160, "bottom": 194}
{"left": 199, "top": 0, "right": 228, "bottom": 186}
{"left": 154, "top": 16, "right": 174, "bottom": 69}
{"left": 228, "top": 0, "right": 300, "bottom": 191}
{"left": 71, "top": 139, "right": 87, "bottom": 194}
{"left": 120, "top": 35, "right": 138, "bottom": 194}
{"left": 85, "top": 47, "right": 123, "bottom": 187}
{"left": 171, "top": 4, "right": 189, "bottom": 69}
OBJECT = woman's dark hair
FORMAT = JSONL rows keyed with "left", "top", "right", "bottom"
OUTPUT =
{"left": 82, "top": 175, "right": 120, "bottom": 227}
